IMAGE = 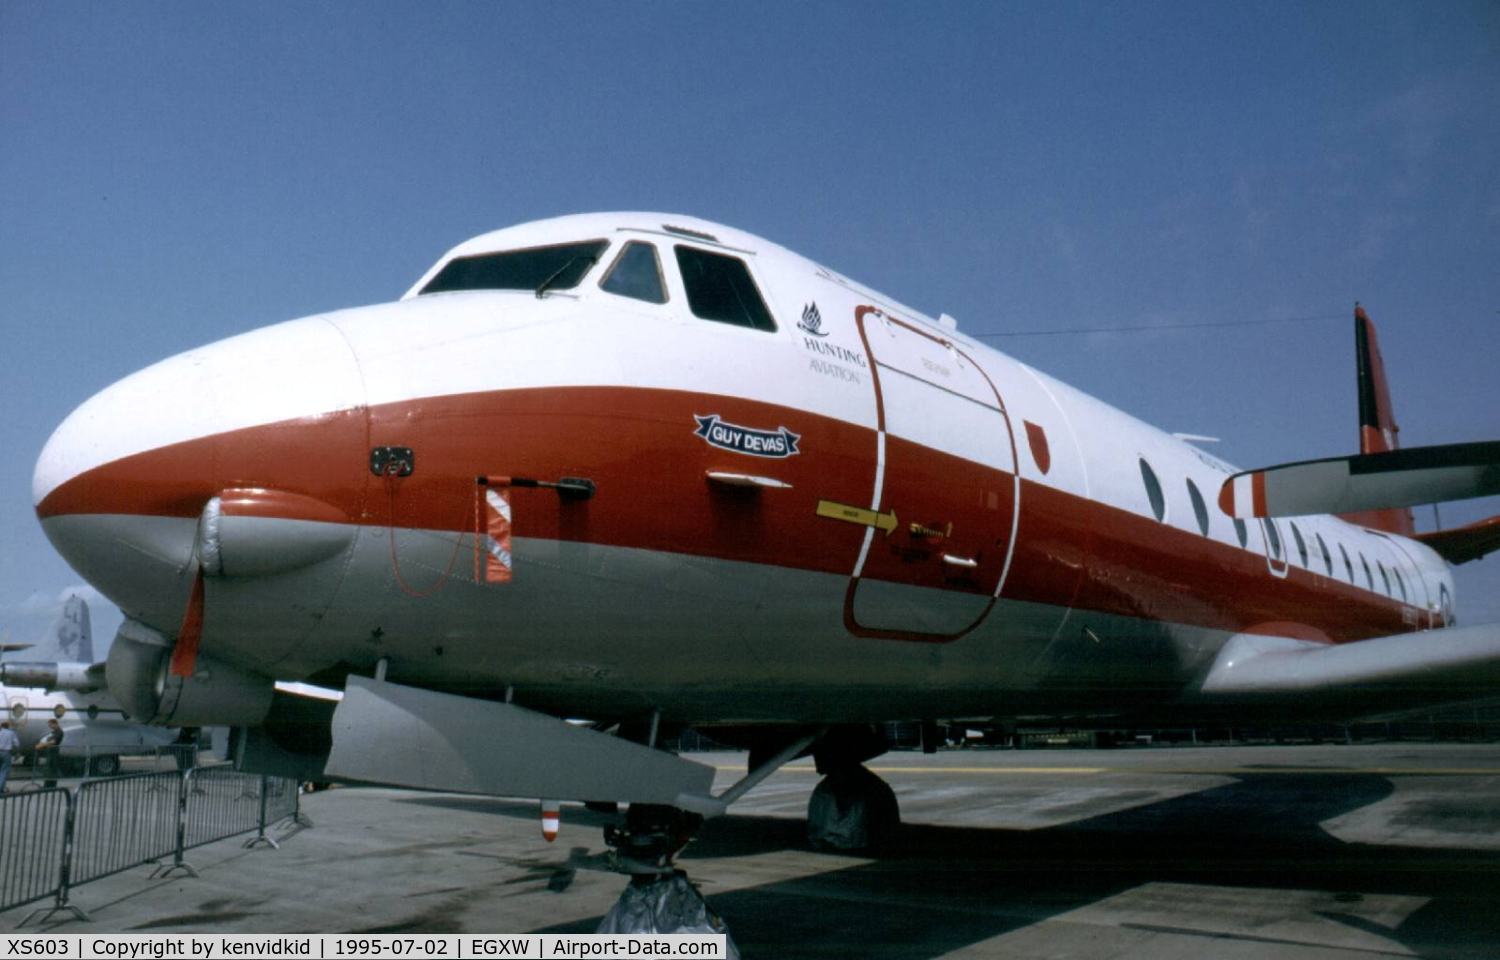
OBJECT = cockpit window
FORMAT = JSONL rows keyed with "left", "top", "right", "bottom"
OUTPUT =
{"left": 420, "top": 240, "right": 609, "bottom": 296}
{"left": 599, "top": 241, "right": 667, "bottom": 304}
{"left": 674, "top": 245, "right": 776, "bottom": 332}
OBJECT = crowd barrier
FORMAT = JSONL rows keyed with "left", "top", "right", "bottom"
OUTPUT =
{"left": 0, "top": 789, "right": 69, "bottom": 916}
{"left": 69, "top": 772, "right": 183, "bottom": 887}
{"left": 0, "top": 766, "right": 304, "bottom": 924}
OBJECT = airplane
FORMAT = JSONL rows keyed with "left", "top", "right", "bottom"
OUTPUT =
{"left": 28, "top": 212, "right": 1500, "bottom": 869}
{"left": 1, "top": 596, "right": 178, "bottom": 777}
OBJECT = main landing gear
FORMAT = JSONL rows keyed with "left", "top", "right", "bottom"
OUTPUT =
{"left": 807, "top": 761, "right": 901, "bottom": 851}
{"left": 804, "top": 725, "right": 901, "bottom": 852}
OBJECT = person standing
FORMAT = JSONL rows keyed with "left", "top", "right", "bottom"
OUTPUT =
{"left": 37, "top": 718, "right": 66, "bottom": 788}
{"left": 0, "top": 720, "right": 19, "bottom": 792}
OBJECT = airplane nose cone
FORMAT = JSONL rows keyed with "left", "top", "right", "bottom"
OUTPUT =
{"left": 34, "top": 315, "right": 368, "bottom": 637}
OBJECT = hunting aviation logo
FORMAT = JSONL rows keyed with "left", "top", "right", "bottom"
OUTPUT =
{"left": 798, "top": 302, "right": 827, "bottom": 337}
{"left": 694, "top": 415, "right": 801, "bottom": 459}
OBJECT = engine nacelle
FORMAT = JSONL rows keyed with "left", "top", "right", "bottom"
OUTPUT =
{"left": 197, "top": 489, "right": 354, "bottom": 578}
{"left": 106, "top": 618, "right": 274, "bottom": 726}
{"left": 0, "top": 660, "right": 100, "bottom": 692}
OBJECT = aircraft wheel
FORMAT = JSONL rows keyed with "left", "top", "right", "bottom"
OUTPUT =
{"left": 90, "top": 754, "right": 122, "bottom": 777}
{"left": 807, "top": 763, "right": 900, "bottom": 852}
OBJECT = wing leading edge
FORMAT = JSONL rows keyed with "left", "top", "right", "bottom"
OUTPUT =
{"left": 1192, "top": 623, "right": 1500, "bottom": 720}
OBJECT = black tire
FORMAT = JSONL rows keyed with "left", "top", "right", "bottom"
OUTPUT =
{"left": 90, "top": 754, "right": 121, "bottom": 777}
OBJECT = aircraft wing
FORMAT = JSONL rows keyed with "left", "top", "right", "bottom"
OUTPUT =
{"left": 1219, "top": 441, "right": 1500, "bottom": 521}
{"left": 1193, "top": 622, "right": 1500, "bottom": 719}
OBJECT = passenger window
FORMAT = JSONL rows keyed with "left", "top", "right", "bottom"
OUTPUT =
{"left": 1378, "top": 561, "right": 1391, "bottom": 596}
{"left": 1290, "top": 523, "right": 1308, "bottom": 568}
{"left": 1139, "top": 459, "right": 1166, "bottom": 522}
{"left": 1361, "top": 554, "right": 1373, "bottom": 591}
{"left": 1263, "top": 520, "right": 1283, "bottom": 560}
{"left": 1394, "top": 568, "right": 1408, "bottom": 602}
{"left": 1186, "top": 479, "right": 1210, "bottom": 536}
{"left": 1340, "top": 544, "right": 1354, "bottom": 582}
{"left": 674, "top": 246, "right": 777, "bottom": 332}
{"left": 1316, "top": 534, "right": 1333, "bottom": 577}
{"left": 1234, "top": 517, "right": 1248, "bottom": 548}
{"left": 599, "top": 241, "right": 667, "bottom": 304}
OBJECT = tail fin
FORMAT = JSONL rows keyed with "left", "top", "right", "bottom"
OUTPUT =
{"left": 1341, "top": 304, "right": 1417, "bottom": 535}
{"left": 34, "top": 595, "right": 94, "bottom": 663}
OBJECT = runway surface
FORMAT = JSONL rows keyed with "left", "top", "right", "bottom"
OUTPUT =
{"left": 5, "top": 742, "right": 1500, "bottom": 958}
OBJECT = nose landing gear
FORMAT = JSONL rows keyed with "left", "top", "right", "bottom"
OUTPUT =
{"left": 590, "top": 723, "right": 903, "bottom": 953}
{"left": 599, "top": 804, "right": 739, "bottom": 957}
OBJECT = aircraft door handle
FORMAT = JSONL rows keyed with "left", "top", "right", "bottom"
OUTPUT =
{"left": 706, "top": 472, "right": 793, "bottom": 490}
{"left": 941, "top": 554, "right": 978, "bottom": 569}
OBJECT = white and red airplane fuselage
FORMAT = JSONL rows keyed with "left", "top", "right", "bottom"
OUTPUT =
{"left": 32, "top": 214, "right": 1457, "bottom": 734}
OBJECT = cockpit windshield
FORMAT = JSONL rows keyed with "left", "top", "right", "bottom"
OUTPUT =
{"left": 419, "top": 240, "right": 609, "bottom": 296}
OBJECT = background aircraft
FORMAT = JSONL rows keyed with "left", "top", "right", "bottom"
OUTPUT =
{"left": 1, "top": 595, "right": 177, "bottom": 776}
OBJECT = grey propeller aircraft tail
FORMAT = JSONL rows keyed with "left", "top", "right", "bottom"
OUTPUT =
{"left": 0, "top": 595, "right": 101, "bottom": 692}
{"left": 0, "top": 595, "right": 91, "bottom": 660}
{"left": 38, "top": 594, "right": 92, "bottom": 663}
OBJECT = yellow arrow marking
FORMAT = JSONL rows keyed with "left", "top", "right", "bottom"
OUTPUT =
{"left": 816, "top": 499, "right": 899, "bottom": 536}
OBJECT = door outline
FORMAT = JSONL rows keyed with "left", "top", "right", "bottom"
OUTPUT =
{"left": 842, "top": 305, "right": 1022, "bottom": 642}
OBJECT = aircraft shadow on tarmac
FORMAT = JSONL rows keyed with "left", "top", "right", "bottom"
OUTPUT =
{"left": 402, "top": 775, "right": 1500, "bottom": 960}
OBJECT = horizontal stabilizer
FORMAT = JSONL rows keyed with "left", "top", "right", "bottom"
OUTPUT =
{"left": 326, "top": 677, "right": 717, "bottom": 805}
{"left": 1195, "top": 623, "right": 1500, "bottom": 719}
{"left": 0, "top": 643, "right": 34, "bottom": 654}
{"left": 1415, "top": 515, "right": 1500, "bottom": 565}
{"left": 1219, "top": 441, "right": 1500, "bottom": 519}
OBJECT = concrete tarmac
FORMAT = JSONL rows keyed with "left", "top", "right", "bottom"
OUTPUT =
{"left": 5, "top": 742, "right": 1500, "bottom": 958}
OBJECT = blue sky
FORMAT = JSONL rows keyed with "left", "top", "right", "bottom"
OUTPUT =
{"left": 2, "top": 2, "right": 1497, "bottom": 649}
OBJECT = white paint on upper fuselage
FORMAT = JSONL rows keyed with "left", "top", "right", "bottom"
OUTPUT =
{"left": 999, "top": 348, "right": 1451, "bottom": 619}
{"left": 32, "top": 313, "right": 367, "bottom": 505}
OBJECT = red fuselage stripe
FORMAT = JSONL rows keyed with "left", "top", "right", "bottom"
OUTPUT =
{"left": 36, "top": 385, "right": 1417, "bottom": 641}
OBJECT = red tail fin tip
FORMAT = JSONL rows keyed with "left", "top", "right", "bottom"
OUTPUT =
{"left": 1342, "top": 303, "right": 1416, "bottom": 536}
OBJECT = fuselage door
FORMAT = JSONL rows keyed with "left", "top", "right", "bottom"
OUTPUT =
{"left": 843, "top": 307, "right": 1019, "bottom": 641}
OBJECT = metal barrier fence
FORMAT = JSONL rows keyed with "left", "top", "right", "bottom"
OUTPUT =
{"left": 69, "top": 772, "right": 183, "bottom": 887}
{"left": 184, "top": 766, "right": 271, "bottom": 849}
{"left": 1, "top": 766, "right": 303, "bottom": 924}
{"left": 0, "top": 789, "right": 70, "bottom": 915}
